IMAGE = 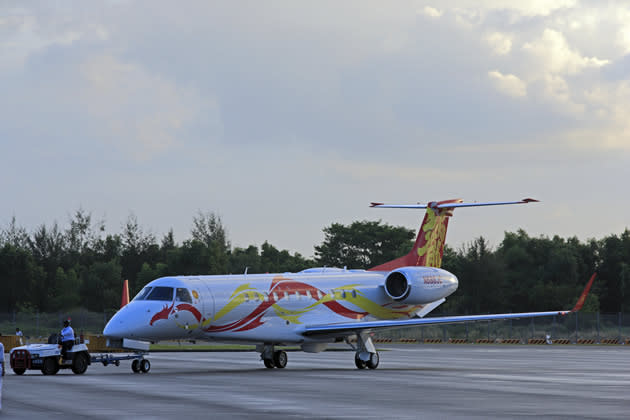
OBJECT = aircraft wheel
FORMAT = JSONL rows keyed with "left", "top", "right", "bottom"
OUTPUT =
{"left": 263, "top": 358, "right": 275, "bottom": 368}
{"left": 366, "top": 352, "right": 379, "bottom": 369}
{"left": 72, "top": 353, "right": 89, "bottom": 374}
{"left": 42, "top": 357, "right": 59, "bottom": 375}
{"left": 13, "top": 368, "right": 26, "bottom": 375}
{"left": 140, "top": 359, "right": 151, "bottom": 373}
{"left": 273, "top": 350, "right": 287, "bottom": 369}
{"left": 354, "top": 353, "right": 367, "bottom": 369}
{"left": 131, "top": 359, "right": 140, "bottom": 373}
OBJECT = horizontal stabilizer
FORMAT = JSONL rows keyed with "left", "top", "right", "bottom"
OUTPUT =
{"left": 370, "top": 198, "right": 539, "bottom": 209}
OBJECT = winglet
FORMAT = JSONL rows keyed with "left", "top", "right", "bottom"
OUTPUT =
{"left": 565, "top": 273, "right": 596, "bottom": 314}
{"left": 121, "top": 279, "right": 130, "bottom": 309}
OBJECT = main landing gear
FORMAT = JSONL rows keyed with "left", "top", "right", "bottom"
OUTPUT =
{"left": 258, "top": 344, "right": 287, "bottom": 369}
{"left": 131, "top": 358, "right": 151, "bottom": 373}
{"left": 348, "top": 333, "right": 380, "bottom": 370}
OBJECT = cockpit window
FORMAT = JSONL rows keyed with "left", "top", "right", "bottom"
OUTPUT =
{"left": 145, "top": 286, "right": 174, "bottom": 301}
{"left": 133, "top": 286, "right": 153, "bottom": 301}
{"left": 175, "top": 288, "right": 192, "bottom": 303}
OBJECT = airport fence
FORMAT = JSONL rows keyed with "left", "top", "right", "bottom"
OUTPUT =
{"left": 375, "top": 312, "right": 630, "bottom": 344}
{"left": 0, "top": 309, "right": 118, "bottom": 340}
{"left": 2, "top": 310, "right": 630, "bottom": 345}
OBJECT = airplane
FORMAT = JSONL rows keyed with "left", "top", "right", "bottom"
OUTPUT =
{"left": 103, "top": 198, "right": 595, "bottom": 371}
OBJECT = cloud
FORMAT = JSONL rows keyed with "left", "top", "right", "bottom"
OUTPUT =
{"left": 0, "top": 10, "right": 109, "bottom": 70}
{"left": 484, "top": 32, "right": 512, "bottom": 55}
{"left": 445, "top": 0, "right": 577, "bottom": 18}
{"left": 77, "top": 54, "right": 220, "bottom": 160}
{"left": 619, "top": 24, "right": 630, "bottom": 54}
{"left": 420, "top": 6, "right": 443, "bottom": 18}
{"left": 523, "top": 29, "right": 609, "bottom": 75}
{"left": 488, "top": 70, "right": 527, "bottom": 97}
{"left": 3, "top": 0, "right": 630, "bottom": 257}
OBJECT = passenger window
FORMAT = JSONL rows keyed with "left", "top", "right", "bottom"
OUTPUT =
{"left": 284, "top": 291, "right": 289, "bottom": 300}
{"left": 273, "top": 292, "right": 279, "bottom": 301}
{"left": 295, "top": 291, "right": 300, "bottom": 300}
{"left": 146, "top": 287, "right": 174, "bottom": 301}
{"left": 316, "top": 290, "right": 322, "bottom": 300}
{"left": 175, "top": 288, "right": 193, "bottom": 303}
{"left": 306, "top": 290, "right": 312, "bottom": 299}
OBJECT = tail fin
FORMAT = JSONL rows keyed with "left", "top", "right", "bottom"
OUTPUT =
{"left": 368, "top": 198, "right": 539, "bottom": 271}
{"left": 369, "top": 199, "right": 462, "bottom": 271}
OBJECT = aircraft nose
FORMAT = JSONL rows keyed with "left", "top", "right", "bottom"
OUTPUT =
{"left": 103, "top": 311, "right": 126, "bottom": 338}
{"left": 104, "top": 305, "right": 144, "bottom": 338}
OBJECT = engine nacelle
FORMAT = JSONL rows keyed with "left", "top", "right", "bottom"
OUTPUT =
{"left": 383, "top": 267, "right": 458, "bottom": 304}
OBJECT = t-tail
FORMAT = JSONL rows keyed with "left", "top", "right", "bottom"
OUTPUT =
{"left": 368, "top": 198, "right": 539, "bottom": 271}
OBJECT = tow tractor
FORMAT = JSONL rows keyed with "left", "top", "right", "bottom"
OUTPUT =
{"left": 9, "top": 335, "right": 151, "bottom": 375}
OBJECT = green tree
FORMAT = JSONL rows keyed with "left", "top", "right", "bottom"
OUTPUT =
{"left": 260, "top": 241, "right": 314, "bottom": 273}
{"left": 314, "top": 220, "right": 414, "bottom": 268}
{"left": 191, "top": 211, "right": 230, "bottom": 252}
{"left": 54, "top": 267, "right": 82, "bottom": 310}
{"left": 229, "top": 245, "right": 262, "bottom": 274}
{"left": 81, "top": 260, "right": 123, "bottom": 312}
{"left": 0, "top": 217, "right": 29, "bottom": 249}
{"left": 0, "top": 244, "right": 44, "bottom": 312}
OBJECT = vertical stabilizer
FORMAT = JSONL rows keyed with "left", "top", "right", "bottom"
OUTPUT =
{"left": 369, "top": 199, "right": 462, "bottom": 271}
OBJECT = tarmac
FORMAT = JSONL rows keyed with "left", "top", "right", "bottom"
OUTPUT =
{"left": 2, "top": 344, "right": 629, "bottom": 419}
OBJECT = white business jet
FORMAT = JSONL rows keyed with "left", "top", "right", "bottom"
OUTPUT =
{"left": 104, "top": 199, "right": 594, "bottom": 371}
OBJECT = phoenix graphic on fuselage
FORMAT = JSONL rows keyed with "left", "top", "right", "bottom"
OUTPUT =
{"left": 104, "top": 198, "right": 595, "bottom": 371}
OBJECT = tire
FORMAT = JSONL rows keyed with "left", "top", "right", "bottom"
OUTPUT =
{"left": 13, "top": 368, "right": 26, "bottom": 375}
{"left": 72, "top": 353, "right": 89, "bottom": 374}
{"left": 140, "top": 359, "right": 151, "bottom": 373}
{"left": 263, "top": 358, "right": 275, "bottom": 369}
{"left": 42, "top": 357, "right": 59, "bottom": 375}
{"left": 131, "top": 359, "right": 140, "bottom": 373}
{"left": 366, "top": 352, "right": 379, "bottom": 369}
{"left": 354, "top": 353, "right": 367, "bottom": 369}
{"left": 273, "top": 350, "right": 287, "bottom": 369}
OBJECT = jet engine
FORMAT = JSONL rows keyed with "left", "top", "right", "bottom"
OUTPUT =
{"left": 383, "top": 266, "right": 458, "bottom": 304}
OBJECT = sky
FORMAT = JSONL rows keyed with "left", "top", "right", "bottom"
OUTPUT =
{"left": 1, "top": 0, "right": 629, "bottom": 258}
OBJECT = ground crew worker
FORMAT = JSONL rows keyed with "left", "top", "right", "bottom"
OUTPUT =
{"left": 15, "top": 327, "right": 23, "bottom": 345}
{"left": 0, "top": 339, "right": 4, "bottom": 411}
{"left": 60, "top": 320, "right": 75, "bottom": 359}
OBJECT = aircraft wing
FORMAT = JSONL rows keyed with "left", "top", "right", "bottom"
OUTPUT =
{"left": 302, "top": 273, "right": 596, "bottom": 338}
{"left": 300, "top": 310, "right": 565, "bottom": 337}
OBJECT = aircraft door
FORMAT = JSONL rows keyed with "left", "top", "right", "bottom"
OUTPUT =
{"left": 190, "top": 280, "right": 214, "bottom": 331}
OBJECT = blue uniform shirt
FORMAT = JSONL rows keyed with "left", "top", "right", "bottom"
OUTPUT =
{"left": 61, "top": 326, "right": 75, "bottom": 342}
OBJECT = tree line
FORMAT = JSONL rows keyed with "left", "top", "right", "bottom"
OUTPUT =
{"left": 1, "top": 210, "right": 629, "bottom": 314}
